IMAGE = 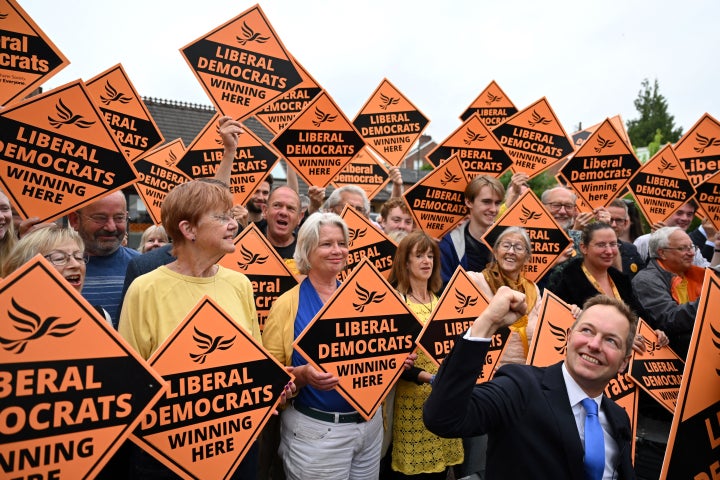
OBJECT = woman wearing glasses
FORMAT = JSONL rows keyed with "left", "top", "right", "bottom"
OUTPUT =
{"left": 547, "top": 222, "right": 646, "bottom": 318}
{"left": 119, "top": 179, "right": 263, "bottom": 479}
{"left": 468, "top": 227, "right": 543, "bottom": 368}
{"left": 1, "top": 225, "right": 112, "bottom": 325}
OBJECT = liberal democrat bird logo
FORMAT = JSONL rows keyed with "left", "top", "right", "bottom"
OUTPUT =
{"left": 164, "top": 150, "right": 177, "bottom": 167}
{"left": 454, "top": 289, "right": 477, "bottom": 314}
{"left": 237, "top": 245, "right": 268, "bottom": 270}
{"left": 189, "top": 327, "right": 235, "bottom": 364}
{"left": 657, "top": 157, "right": 676, "bottom": 174}
{"left": 463, "top": 128, "right": 486, "bottom": 145}
{"left": 549, "top": 321, "right": 570, "bottom": 355}
{"left": 379, "top": 93, "right": 399, "bottom": 110}
{"left": 0, "top": 13, "right": 8, "bottom": 20}
{"left": 440, "top": 169, "right": 461, "bottom": 187}
{"left": 594, "top": 134, "right": 615, "bottom": 153}
{"left": 485, "top": 92, "right": 503, "bottom": 105}
{"left": 711, "top": 323, "right": 720, "bottom": 376}
{"left": 352, "top": 283, "right": 386, "bottom": 312}
{"left": 348, "top": 227, "right": 367, "bottom": 247}
{"left": 0, "top": 298, "right": 80, "bottom": 354}
{"left": 528, "top": 110, "right": 551, "bottom": 127}
{"left": 519, "top": 205, "right": 542, "bottom": 224}
{"left": 48, "top": 98, "right": 95, "bottom": 129}
{"left": 312, "top": 107, "right": 337, "bottom": 127}
{"left": 100, "top": 80, "right": 133, "bottom": 105}
{"left": 236, "top": 21, "right": 270, "bottom": 46}
{"left": 642, "top": 337, "right": 663, "bottom": 356}
{"left": 693, "top": 132, "right": 720, "bottom": 154}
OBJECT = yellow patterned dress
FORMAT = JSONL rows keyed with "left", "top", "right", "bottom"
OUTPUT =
{"left": 391, "top": 296, "right": 463, "bottom": 475}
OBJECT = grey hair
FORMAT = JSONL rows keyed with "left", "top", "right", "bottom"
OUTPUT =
{"left": 541, "top": 185, "right": 577, "bottom": 204}
{"left": 648, "top": 226, "right": 682, "bottom": 258}
{"left": 293, "top": 212, "right": 349, "bottom": 275}
{"left": 493, "top": 226, "right": 532, "bottom": 255}
{"left": 324, "top": 185, "right": 370, "bottom": 217}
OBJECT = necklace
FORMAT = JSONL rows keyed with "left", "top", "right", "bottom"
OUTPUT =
{"left": 407, "top": 292, "right": 435, "bottom": 315}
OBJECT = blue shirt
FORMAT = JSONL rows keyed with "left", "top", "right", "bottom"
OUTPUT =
{"left": 82, "top": 246, "right": 139, "bottom": 328}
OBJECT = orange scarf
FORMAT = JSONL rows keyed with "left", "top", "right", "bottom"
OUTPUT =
{"left": 657, "top": 260, "right": 704, "bottom": 304}
{"left": 482, "top": 263, "right": 537, "bottom": 354}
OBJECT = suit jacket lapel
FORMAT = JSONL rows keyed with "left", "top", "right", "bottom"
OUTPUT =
{"left": 541, "top": 362, "right": 586, "bottom": 479}
{"left": 601, "top": 396, "right": 633, "bottom": 478}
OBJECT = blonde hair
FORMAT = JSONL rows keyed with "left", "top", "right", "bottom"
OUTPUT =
{"left": 137, "top": 225, "right": 169, "bottom": 253}
{"left": 2, "top": 225, "right": 83, "bottom": 277}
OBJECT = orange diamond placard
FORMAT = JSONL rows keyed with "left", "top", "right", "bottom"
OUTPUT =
{"left": 492, "top": 97, "right": 574, "bottom": 179}
{"left": 180, "top": 4, "right": 302, "bottom": 120}
{"left": 628, "top": 144, "right": 696, "bottom": 226}
{"left": 86, "top": 64, "right": 165, "bottom": 162}
{"left": 331, "top": 146, "right": 390, "bottom": 201}
{"left": 459, "top": 80, "right": 517, "bottom": 126}
{"left": 425, "top": 113, "right": 513, "bottom": 177}
{"left": 294, "top": 258, "right": 423, "bottom": 420}
{"left": 0, "top": 256, "right": 165, "bottom": 479}
{"left": 403, "top": 154, "right": 469, "bottom": 241}
{"left": 253, "top": 58, "right": 322, "bottom": 135}
{"left": 339, "top": 205, "right": 398, "bottom": 281}
{"left": 132, "top": 296, "right": 292, "bottom": 480}
{"left": 218, "top": 223, "right": 299, "bottom": 331}
{"left": 672, "top": 113, "right": 720, "bottom": 186}
{"left": 133, "top": 139, "right": 190, "bottom": 225}
{"left": 416, "top": 267, "right": 511, "bottom": 382}
{"left": 528, "top": 290, "right": 638, "bottom": 448}
{"left": 694, "top": 170, "right": 720, "bottom": 230}
{"left": 560, "top": 118, "right": 641, "bottom": 210}
{"left": 482, "top": 190, "right": 572, "bottom": 282}
{"left": 0, "top": 80, "right": 139, "bottom": 223}
{"left": 352, "top": 78, "right": 429, "bottom": 166}
{"left": 628, "top": 319, "right": 685, "bottom": 414}
{"left": 272, "top": 90, "right": 365, "bottom": 188}
{"left": 0, "top": 0, "right": 69, "bottom": 107}
{"left": 570, "top": 115, "right": 631, "bottom": 149}
{"left": 661, "top": 270, "right": 720, "bottom": 479}
{"left": 176, "top": 114, "right": 279, "bottom": 206}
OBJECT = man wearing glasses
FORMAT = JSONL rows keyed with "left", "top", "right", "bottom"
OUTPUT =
{"left": 69, "top": 191, "right": 139, "bottom": 328}
{"left": 607, "top": 199, "right": 645, "bottom": 278}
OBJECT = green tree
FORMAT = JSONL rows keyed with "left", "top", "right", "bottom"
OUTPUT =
{"left": 626, "top": 78, "right": 683, "bottom": 147}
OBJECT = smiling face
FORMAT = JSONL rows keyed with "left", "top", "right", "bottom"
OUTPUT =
{"left": 565, "top": 304, "right": 631, "bottom": 397}
{"left": 194, "top": 210, "right": 238, "bottom": 257}
{"left": 247, "top": 181, "right": 271, "bottom": 214}
{"left": 307, "top": 224, "right": 348, "bottom": 278}
{"left": 580, "top": 227, "right": 618, "bottom": 272}
{"left": 380, "top": 207, "right": 414, "bottom": 234}
{"left": 493, "top": 232, "right": 530, "bottom": 279}
{"left": 466, "top": 185, "right": 502, "bottom": 230}
{"left": 665, "top": 203, "right": 696, "bottom": 231}
{"left": 69, "top": 191, "right": 127, "bottom": 256}
{"left": 657, "top": 230, "right": 695, "bottom": 275}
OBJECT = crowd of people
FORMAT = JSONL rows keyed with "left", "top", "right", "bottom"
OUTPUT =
{"left": 1, "top": 117, "right": 718, "bottom": 479}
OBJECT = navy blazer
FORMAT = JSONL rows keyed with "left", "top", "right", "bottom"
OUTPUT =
{"left": 424, "top": 337, "right": 635, "bottom": 480}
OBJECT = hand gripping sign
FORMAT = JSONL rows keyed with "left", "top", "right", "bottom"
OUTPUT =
{"left": 0, "top": 255, "right": 165, "bottom": 479}
{"left": 131, "top": 296, "right": 292, "bottom": 480}
{"left": 628, "top": 319, "right": 685, "bottom": 414}
{"left": 293, "top": 258, "right": 423, "bottom": 420}
{"left": 660, "top": 270, "right": 720, "bottom": 480}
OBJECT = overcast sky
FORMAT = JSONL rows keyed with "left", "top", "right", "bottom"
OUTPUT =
{"left": 22, "top": 0, "right": 719, "bottom": 144}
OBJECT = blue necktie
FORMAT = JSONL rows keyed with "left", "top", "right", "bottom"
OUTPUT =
{"left": 581, "top": 398, "right": 605, "bottom": 480}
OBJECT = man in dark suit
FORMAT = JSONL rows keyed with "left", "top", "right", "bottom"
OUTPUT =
{"left": 424, "top": 287, "right": 636, "bottom": 480}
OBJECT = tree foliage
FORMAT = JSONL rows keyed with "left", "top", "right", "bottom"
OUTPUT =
{"left": 626, "top": 78, "right": 683, "bottom": 148}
